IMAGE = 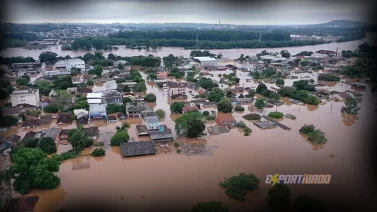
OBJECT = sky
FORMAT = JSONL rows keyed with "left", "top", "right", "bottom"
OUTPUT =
{"left": 1, "top": 0, "right": 375, "bottom": 25}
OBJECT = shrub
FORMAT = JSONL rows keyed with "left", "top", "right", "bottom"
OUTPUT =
{"left": 299, "top": 124, "right": 316, "bottom": 134}
{"left": 155, "top": 109, "right": 166, "bottom": 119}
{"left": 190, "top": 201, "right": 229, "bottom": 212}
{"left": 308, "top": 129, "right": 327, "bottom": 144}
{"left": 91, "top": 148, "right": 105, "bottom": 157}
{"left": 44, "top": 104, "right": 59, "bottom": 113}
{"left": 205, "top": 114, "right": 216, "bottom": 120}
{"left": 234, "top": 105, "right": 245, "bottom": 112}
{"left": 202, "top": 111, "right": 210, "bottom": 116}
{"left": 173, "top": 141, "right": 179, "bottom": 147}
{"left": 144, "top": 93, "right": 157, "bottom": 102}
{"left": 243, "top": 113, "right": 261, "bottom": 120}
{"left": 52, "top": 150, "right": 80, "bottom": 161}
{"left": 236, "top": 121, "right": 247, "bottom": 129}
{"left": 268, "top": 112, "right": 284, "bottom": 119}
{"left": 121, "top": 122, "right": 130, "bottom": 129}
{"left": 110, "top": 131, "right": 130, "bottom": 146}
{"left": 243, "top": 127, "right": 252, "bottom": 136}
{"left": 318, "top": 73, "right": 340, "bottom": 81}
{"left": 219, "top": 173, "right": 260, "bottom": 201}
{"left": 254, "top": 99, "right": 265, "bottom": 109}
{"left": 176, "top": 148, "right": 182, "bottom": 153}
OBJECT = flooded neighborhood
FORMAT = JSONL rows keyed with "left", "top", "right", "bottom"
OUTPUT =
{"left": 1, "top": 4, "right": 377, "bottom": 211}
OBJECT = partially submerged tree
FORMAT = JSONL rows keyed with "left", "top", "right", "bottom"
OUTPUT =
{"left": 68, "top": 125, "right": 94, "bottom": 151}
{"left": 38, "top": 137, "right": 57, "bottom": 154}
{"left": 175, "top": 111, "right": 206, "bottom": 138}
{"left": 170, "top": 102, "right": 185, "bottom": 114}
{"left": 266, "top": 184, "right": 291, "bottom": 212}
{"left": 219, "top": 173, "right": 260, "bottom": 201}
{"left": 307, "top": 129, "right": 327, "bottom": 145}
{"left": 110, "top": 131, "right": 130, "bottom": 146}
{"left": 341, "top": 98, "right": 359, "bottom": 115}
{"left": 217, "top": 98, "right": 233, "bottom": 113}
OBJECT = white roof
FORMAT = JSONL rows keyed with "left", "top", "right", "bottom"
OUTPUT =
{"left": 88, "top": 99, "right": 102, "bottom": 104}
{"left": 193, "top": 57, "right": 217, "bottom": 62}
{"left": 121, "top": 82, "right": 137, "bottom": 85}
{"left": 68, "top": 58, "right": 84, "bottom": 63}
{"left": 87, "top": 93, "right": 102, "bottom": 99}
{"left": 92, "top": 80, "right": 118, "bottom": 93}
{"left": 74, "top": 109, "right": 88, "bottom": 115}
{"left": 89, "top": 104, "right": 107, "bottom": 112}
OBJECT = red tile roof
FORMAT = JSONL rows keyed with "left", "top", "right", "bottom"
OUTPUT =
{"left": 216, "top": 116, "right": 236, "bottom": 125}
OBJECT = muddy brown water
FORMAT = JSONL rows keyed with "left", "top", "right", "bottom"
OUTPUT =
{"left": 0, "top": 33, "right": 375, "bottom": 59}
{"left": 0, "top": 69, "right": 373, "bottom": 212}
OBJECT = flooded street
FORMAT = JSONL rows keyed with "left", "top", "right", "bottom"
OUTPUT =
{"left": 1, "top": 33, "right": 376, "bottom": 59}
{"left": 7, "top": 67, "right": 374, "bottom": 211}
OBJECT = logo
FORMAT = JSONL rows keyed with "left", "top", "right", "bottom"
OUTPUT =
{"left": 265, "top": 174, "right": 331, "bottom": 186}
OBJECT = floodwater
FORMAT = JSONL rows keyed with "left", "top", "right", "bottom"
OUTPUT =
{"left": 2, "top": 66, "right": 374, "bottom": 212}
{"left": 0, "top": 33, "right": 376, "bottom": 59}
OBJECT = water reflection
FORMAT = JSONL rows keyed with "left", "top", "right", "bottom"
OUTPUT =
{"left": 341, "top": 113, "right": 359, "bottom": 127}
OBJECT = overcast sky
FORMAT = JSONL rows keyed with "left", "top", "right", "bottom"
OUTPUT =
{"left": 1, "top": 0, "right": 375, "bottom": 25}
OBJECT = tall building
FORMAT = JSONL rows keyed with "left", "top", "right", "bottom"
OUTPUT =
{"left": 10, "top": 89, "right": 40, "bottom": 107}
{"left": 53, "top": 58, "right": 85, "bottom": 71}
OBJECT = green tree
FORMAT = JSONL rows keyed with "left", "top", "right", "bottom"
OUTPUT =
{"left": 202, "top": 111, "right": 210, "bottom": 116}
{"left": 341, "top": 98, "right": 359, "bottom": 115}
{"left": 243, "top": 113, "right": 261, "bottom": 120}
{"left": 144, "top": 93, "right": 157, "bottom": 102}
{"left": 68, "top": 125, "right": 94, "bottom": 151}
{"left": 268, "top": 112, "right": 284, "bottom": 118}
{"left": 254, "top": 99, "right": 265, "bottom": 109}
{"left": 38, "top": 137, "right": 57, "bottom": 154}
{"left": 39, "top": 51, "right": 58, "bottom": 63}
{"left": 275, "top": 78, "right": 285, "bottom": 86}
{"left": 0, "top": 169, "right": 13, "bottom": 198}
{"left": 208, "top": 87, "right": 225, "bottom": 102}
{"left": 266, "top": 184, "right": 291, "bottom": 212}
{"left": 234, "top": 105, "right": 245, "bottom": 112}
{"left": 88, "top": 65, "right": 103, "bottom": 77}
{"left": 280, "top": 50, "right": 291, "bottom": 58}
{"left": 175, "top": 111, "right": 206, "bottom": 138}
{"left": 16, "top": 76, "right": 30, "bottom": 86}
{"left": 294, "top": 194, "right": 328, "bottom": 212}
{"left": 23, "top": 138, "right": 39, "bottom": 148}
{"left": 0, "top": 115, "right": 19, "bottom": 127}
{"left": 122, "top": 97, "right": 133, "bottom": 104}
{"left": 217, "top": 98, "right": 233, "bottom": 113}
{"left": 308, "top": 129, "right": 327, "bottom": 144}
{"left": 299, "top": 124, "right": 316, "bottom": 134}
{"left": 278, "top": 86, "right": 295, "bottom": 97}
{"left": 155, "top": 109, "right": 166, "bottom": 119}
{"left": 53, "top": 76, "right": 73, "bottom": 89}
{"left": 256, "top": 83, "right": 268, "bottom": 94}
{"left": 190, "top": 202, "right": 229, "bottom": 212}
{"left": 293, "top": 80, "right": 315, "bottom": 92}
{"left": 107, "top": 104, "right": 122, "bottom": 114}
{"left": 11, "top": 148, "right": 60, "bottom": 194}
{"left": 110, "top": 131, "right": 130, "bottom": 146}
{"left": 133, "top": 82, "right": 147, "bottom": 92}
{"left": 44, "top": 104, "right": 59, "bottom": 113}
{"left": 219, "top": 173, "right": 260, "bottom": 201}
{"left": 235, "top": 77, "right": 240, "bottom": 83}
{"left": 91, "top": 148, "right": 105, "bottom": 157}
{"left": 170, "top": 102, "right": 185, "bottom": 114}
{"left": 86, "top": 79, "right": 94, "bottom": 85}
{"left": 198, "top": 77, "right": 217, "bottom": 90}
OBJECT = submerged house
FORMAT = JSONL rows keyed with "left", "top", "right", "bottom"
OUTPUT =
{"left": 89, "top": 104, "right": 107, "bottom": 120}
{"left": 215, "top": 116, "right": 237, "bottom": 127}
{"left": 120, "top": 141, "right": 156, "bottom": 157}
{"left": 145, "top": 116, "right": 161, "bottom": 130}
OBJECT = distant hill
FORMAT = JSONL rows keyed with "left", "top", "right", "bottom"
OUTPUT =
{"left": 311, "top": 20, "right": 373, "bottom": 28}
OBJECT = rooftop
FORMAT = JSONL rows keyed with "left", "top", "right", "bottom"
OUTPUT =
{"left": 145, "top": 116, "right": 160, "bottom": 123}
{"left": 11, "top": 89, "right": 38, "bottom": 95}
{"left": 87, "top": 93, "right": 102, "bottom": 99}
{"left": 120, "top": 141, "right": 156, "bottom": 157}
{"left": 193, "top": 56, "right": 217, "bottom": 61}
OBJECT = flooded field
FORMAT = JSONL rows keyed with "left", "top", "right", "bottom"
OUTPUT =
{"left": 0, "top": 66, "right": 373, "bottom": 212}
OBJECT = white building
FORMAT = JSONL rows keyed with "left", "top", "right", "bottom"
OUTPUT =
{"left": 92, "top": 80, "right": 118, "bottom": 93}
{"left": 53, "top": 58, "right": 85, "bottom": 71}
{"left": 10, "top": 89, "right": 40, "bottom": 107}
{"left": 193, "top": 57, "right": 217, "bottom": 68}
{"left": 87, "top": 93, "right": 103, "bottom": 105}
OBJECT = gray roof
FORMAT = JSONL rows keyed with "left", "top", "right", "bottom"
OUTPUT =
{"left": 42, "top": 128, "right": 61, "bottom": 139}
{"left": 145, "top": 116, "right": 160, "bottom": 123}
{"left": 136, "top": 125, "right": 149, "bottom": 135}
{"left": 127, "top": 105, "right": 145, "bottom": 112}
{"left": 150, "top": 133, "right": 174, "bottom": 141}
{"left": 120, "top": 141, "right": 156, "bottom": 157}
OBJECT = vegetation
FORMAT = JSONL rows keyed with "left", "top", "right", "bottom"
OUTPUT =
{"left": 91, "top": 148, "right": 105, "bottom": 157}
{"left": 308, "top": 129, "right": 328, "bottom": 145}
{"left": 219, "top": 173, "right": 260, "bottom": 201}
{"left": 190, "top": 202, "right": 229, "bottom": 212}
{"left": 110, "top": 131, "right": 130, "bottom": 146}
{"left": 38, "top": 51, "right": 58, "bottom": 63}
{"left": 11, "top": 148, "right": 60, "bottom": 194}
{"left": 88, "top": 65, "right": 103, "bottom": 76}
{"left": 217, "top": 98, "right": 233, "bottom": 113}
{"left": 254, "top": 99, "right": 265, "bottom": 109}
{"left": 0, "top": 115, "right": 19, "bottom": 127}
{"left": 107, "top": 104, "right": 122, "bottom": 114}
{"left": 23, "top": 138, "right": 39, "bottom": 148}
{"left": 202, "top": 111, "right": 210, "bottom": 116}
{"left": 53, "top": 76, "right": 74, "bottom": 90}
{"left": 294, "top": 194, "right": 328, "bottom": 212}
{"left": 317, "top": 73, "right": 341, "bottom": 81}
{"left": 16, "top": 76, "right": 31, "bottom": 86}
{"left": 293, "top": 80, "right": 315, "bottom": 92}
{"left": 170, "top": 102, "right": 185, "bottom": 114}
{"left": 144, "top": 93, "right": 157, "bottom": 102}
{"left": 278, "top": 87, "right": 319, "bottom": 105}
{"left": 38, "top": 137, "right": 57, "bottom": 154}
{"left": 234, "top": 105, "right": 245, "bottom": 112}
{"left": 44, "top": 104, "right": 59, "bottom": 113}
{"left": 299, "top": 124, "right": 316, "bottom": 134}
{"left": 133, "top": 82, "right": 147, "bottom": 92}
{"left": 206, "top": 114, "right": 217, "bottom": 121}
{"left": 155, "top": 109, "right": 166, "bottom": 119}
{"left": 86, "top": 79, "right": 94, "bottom": 85}
{"left": 295, "top": 51, "right": 313, "bottom": 56}
{"left": 268, "top": 112, "right": 284, "bottom": 119}
{"left": 121, "top": 122, "right": 130, "bottom": 129}
{"left": 256, "top": 83, "right": 268, "bottom": 93}
{"left": 198, "top": 77, "right": 218, "bottom": 90}
{"left": 341, "top": 98, "right": 359, "bottom": 115}
{"left": 208, "top": 87, "right": 225, "bottom": 102}
{"left": 0, "top": 79, "right": 14, "bottom": 99}
{"left": 243, "top": 127, "right": 252, "bottom": 136}
{"left": 243, "top": 113, "right": 261, "bottom": 120}
{"left": 51, "top": 150, "right": 80, "bottom": 162}
{"left": 275, "top": 78, "right": 285, "bottom": 86}
{"left": 67, "top": 125, "right": 94, "bottom": 151}
{"left": 266, "top": 184, "right": 291, "bottom": 212}
{"left": 175, "top": 111, "right": 206, "bottom": 138}
{"left": 251, "top": 68, "right": 280, "bottom": 79}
